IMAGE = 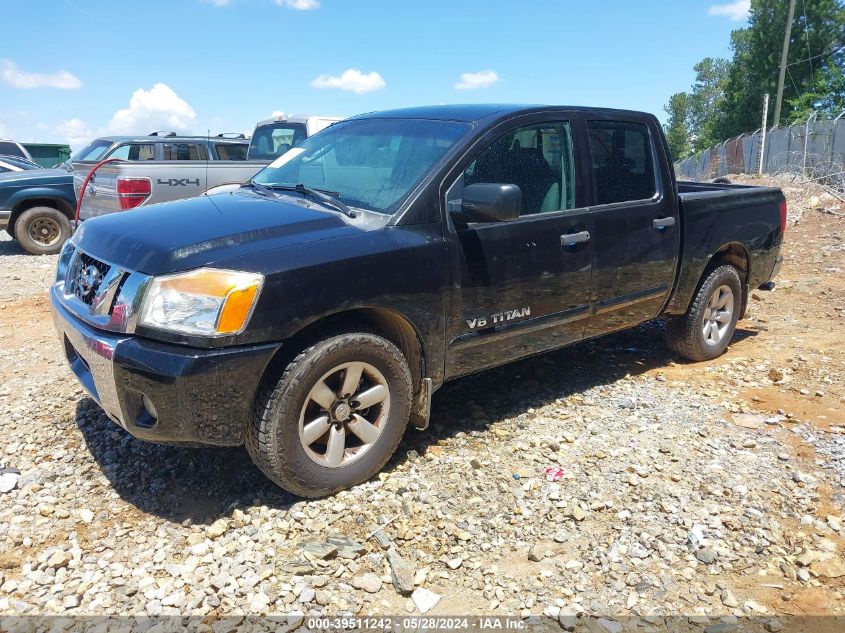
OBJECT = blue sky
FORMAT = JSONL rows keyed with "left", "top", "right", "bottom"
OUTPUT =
{"left": 0, "top": 0, "right": 750, "bottom": 149}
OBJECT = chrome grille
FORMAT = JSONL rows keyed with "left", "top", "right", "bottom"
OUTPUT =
{"left": 55, "top": 245, "right": 149, "bottom": 334}
{"left": 65, "top": 250, "right": 112, "bottom": 306}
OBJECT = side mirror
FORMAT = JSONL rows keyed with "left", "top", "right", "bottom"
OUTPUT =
{"left": 459, "top": 183, "right": 521, "bottom": 223}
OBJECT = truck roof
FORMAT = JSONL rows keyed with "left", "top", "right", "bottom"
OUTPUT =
{"left": 350, "top": 104, "right": 654, "bottom": 123}
{"left": 94, "top": 135, "right": 248, "bottom": 144}
{"left": 253, "top": 115, "right": 343, "bottom": 128}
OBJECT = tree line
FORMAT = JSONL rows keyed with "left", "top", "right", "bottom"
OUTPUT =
{"left": 664, "top": 0, "right": 844, "bottom": 161}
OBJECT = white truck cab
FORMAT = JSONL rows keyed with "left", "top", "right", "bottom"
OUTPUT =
{"left": 247, "top": 114, "right": 342, "bottom": 161}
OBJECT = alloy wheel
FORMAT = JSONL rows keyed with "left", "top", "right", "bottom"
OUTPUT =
{"left": 298, "top": 361, "right": 390, "bottom": 468}
{"left": 702, "top": 284, "right": 734, "bottom": 346}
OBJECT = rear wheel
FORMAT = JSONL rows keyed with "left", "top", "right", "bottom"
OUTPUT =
{"left": 14, "top": 206, "right": 71, "bottom": 255}
{"left": 666, "top": 265, "right": 742, "bottom": 361}
{"left": 246, "top": 333, "right": 412, "bottom": 498}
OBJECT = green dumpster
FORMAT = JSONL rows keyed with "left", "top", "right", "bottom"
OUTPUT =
{"left": 21, "top": 143, "right": 72, "bottom": 168}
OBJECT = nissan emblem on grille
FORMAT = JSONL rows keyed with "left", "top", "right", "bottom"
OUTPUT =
{"left": 76, "top": 264, "right": 102, "bottom": 300}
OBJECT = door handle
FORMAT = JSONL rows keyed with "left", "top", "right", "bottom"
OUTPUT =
{"left": 561, "top": 231, "right": 590, "bottom": 247}
{"left": 653, "top": 217, "right": 676, "bottom": 230}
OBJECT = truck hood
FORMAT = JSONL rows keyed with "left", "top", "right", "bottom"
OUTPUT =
{"left": 0, "top": 169, "right": 72, "bottom": 186}
{"left": 73, "top": 191, "right": 359, "bottom": 274}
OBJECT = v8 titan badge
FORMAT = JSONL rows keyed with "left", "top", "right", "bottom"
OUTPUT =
{"left": 466, "top": 307, "right": 530, "bottom": 329}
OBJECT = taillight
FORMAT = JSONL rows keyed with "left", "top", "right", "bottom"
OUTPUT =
{"left": 779, "top": 199, "right": 787, "bottom": 236}
{"left": 117, "top": 178, "right": 151, "bottom": 210}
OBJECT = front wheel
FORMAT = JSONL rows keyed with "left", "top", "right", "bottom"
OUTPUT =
{"left": 246, "top": 333, "right": 412, "bottom": 498}
{"left": 666, "top": 265, "right": 742, "bottom": 361}
{"left": 14, "top": 206, "right": 71, "bottom": 255}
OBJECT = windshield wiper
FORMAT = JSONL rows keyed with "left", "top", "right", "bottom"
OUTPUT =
{"left": 265, "top": 183, "right": 358, "bottom": 219}
{"left": 242, "top": 179, "right": 277, "bottom": 198}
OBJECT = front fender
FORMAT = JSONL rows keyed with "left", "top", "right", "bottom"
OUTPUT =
{"left": 8, "top": 186, "right": 76, "bottom": 216}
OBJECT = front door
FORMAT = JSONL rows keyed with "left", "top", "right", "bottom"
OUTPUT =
{"left": 583, "top": 118, "right": 679, "bottom": 338}
{"left": 444, "top": 119, "right": 593, "bottom": 377}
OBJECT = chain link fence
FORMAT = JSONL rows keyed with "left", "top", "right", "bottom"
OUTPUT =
{"left": 675, "top": 112, "right": 845, "bottom": 195}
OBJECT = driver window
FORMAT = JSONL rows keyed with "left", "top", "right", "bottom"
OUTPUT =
{"left": 463, "top": 121, "right": 575, "bottom": 215}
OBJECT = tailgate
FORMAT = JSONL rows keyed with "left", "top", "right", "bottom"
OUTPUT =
{"left": 75, "top": 163, "right": 124, "bottom": 220}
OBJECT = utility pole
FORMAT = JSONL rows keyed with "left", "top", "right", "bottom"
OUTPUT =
{"left": 758, "top": 93, "right": 769, "bottom": 175}
{"left": 773, "top": 0, "right": 796, "bottom": 128}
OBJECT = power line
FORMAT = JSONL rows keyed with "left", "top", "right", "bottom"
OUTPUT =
{"left": 786, "top": 44, "right": 844, "bottom": 68}
{"left": 786, "top": 66, "right": 802, "bottom": 99}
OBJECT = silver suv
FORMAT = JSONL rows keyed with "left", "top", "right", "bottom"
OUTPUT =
{"left": 0, "top": 139, "right": 33, "bottom": 161}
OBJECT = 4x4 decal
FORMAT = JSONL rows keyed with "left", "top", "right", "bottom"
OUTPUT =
{"left": 157, "top": 178, "right": 200, "bottom": 187}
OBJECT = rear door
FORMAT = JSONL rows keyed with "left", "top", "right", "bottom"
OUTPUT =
{"left": 444, "top": 116, "right": 593, "bottom": 377}
{"left": 584, "top": 117, "right": 679, "bottom": 337}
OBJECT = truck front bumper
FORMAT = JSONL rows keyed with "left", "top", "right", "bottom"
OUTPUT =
{"left": 50, "top": 287, "right": 279, "bottom": 446}
{"left": 0, "top": 209, "right": 10, "bottom": 232}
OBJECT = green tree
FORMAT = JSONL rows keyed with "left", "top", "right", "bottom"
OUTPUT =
{"left": 688, "top": 57, "right": 731, "bottom": 152}
{"left": 787, "top": 49, "right": 845, "bottom": 119}
{"left": 713, "top": 0, "right": 845, "bottom": 140}
{"left": 664, "top": 92, "right": 693, "bottom": 161}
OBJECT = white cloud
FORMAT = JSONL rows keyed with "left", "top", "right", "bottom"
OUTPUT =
{"left": 454, "top": 70, "right": 500, "bottom": 90}
{"left": 311, "top": 68, "right": 385, "bottom": 94}
{"left": 275, "top": 0, "right": 320, "bottom": 9}
{"left": 201, "top": 0, "right": 232, "bottom": 5}
{"left": 106, "top": 83, "right": 197, "bottom": 135}
{"left": 708, "top": 0, "right": 750, "bottom": 21}
{"left": 55, "top": 118, "right": 93, "bottom": 150}
{"left": 0, "top": 59, "right": 81, "bottom": 90}
{"left": 33, "top": 118, "right": 93, "bottom": 151}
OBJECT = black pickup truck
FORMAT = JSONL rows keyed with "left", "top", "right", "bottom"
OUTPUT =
{"left": 50, "top": 105, "right": 785, "bottom": 497}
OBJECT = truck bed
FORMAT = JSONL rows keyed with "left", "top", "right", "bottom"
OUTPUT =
{"left": 664, "top": 180, "right": 784, "bottom": 315}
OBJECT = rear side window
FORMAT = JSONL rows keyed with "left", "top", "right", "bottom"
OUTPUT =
{"left": 107, "top": 143, "right": 156, "bottom": 160}
{"left": 0, "top": 141, "right": 26, "bottom": 158}
{"left": 162, "top": 143, "right": 208, "bottom": 160}
{"left": 587, "top": 120, "right": 656, "bottom": 205}
{"left": 215, "top": 143, "right": 248, "bottom": 160}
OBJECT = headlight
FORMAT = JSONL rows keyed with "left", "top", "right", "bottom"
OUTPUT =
{"left": 55, "top": 239, "right": 76, "bottom": 283}
{"left": 138, "top": 268, "right": 264, "bottom": 336}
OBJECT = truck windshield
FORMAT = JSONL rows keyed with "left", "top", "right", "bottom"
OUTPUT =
{"left": 253, "top": 118, "right": 471, "bottom": 215}
{"left": 72, "top": 140, "right": 114, "bottom": 162}
{"left": 248, "top": 123, "right": 308, "bottom": 161}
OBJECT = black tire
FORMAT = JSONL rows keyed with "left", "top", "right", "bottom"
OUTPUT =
{"left": 246, "top": 333, "right": 412, "bottom": 498}
{"left": 666, "top": 265, "right": 743, "bottom": 361}
{"left": 14, "top": 206, "right": 71, "bottom": 255}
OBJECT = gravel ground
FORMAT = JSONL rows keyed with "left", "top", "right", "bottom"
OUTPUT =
{"left": 0, "top": 234, "right": 57, "bottom": 302}
{"left": 0, "top": 189, "right": 844, "bottom": 630}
